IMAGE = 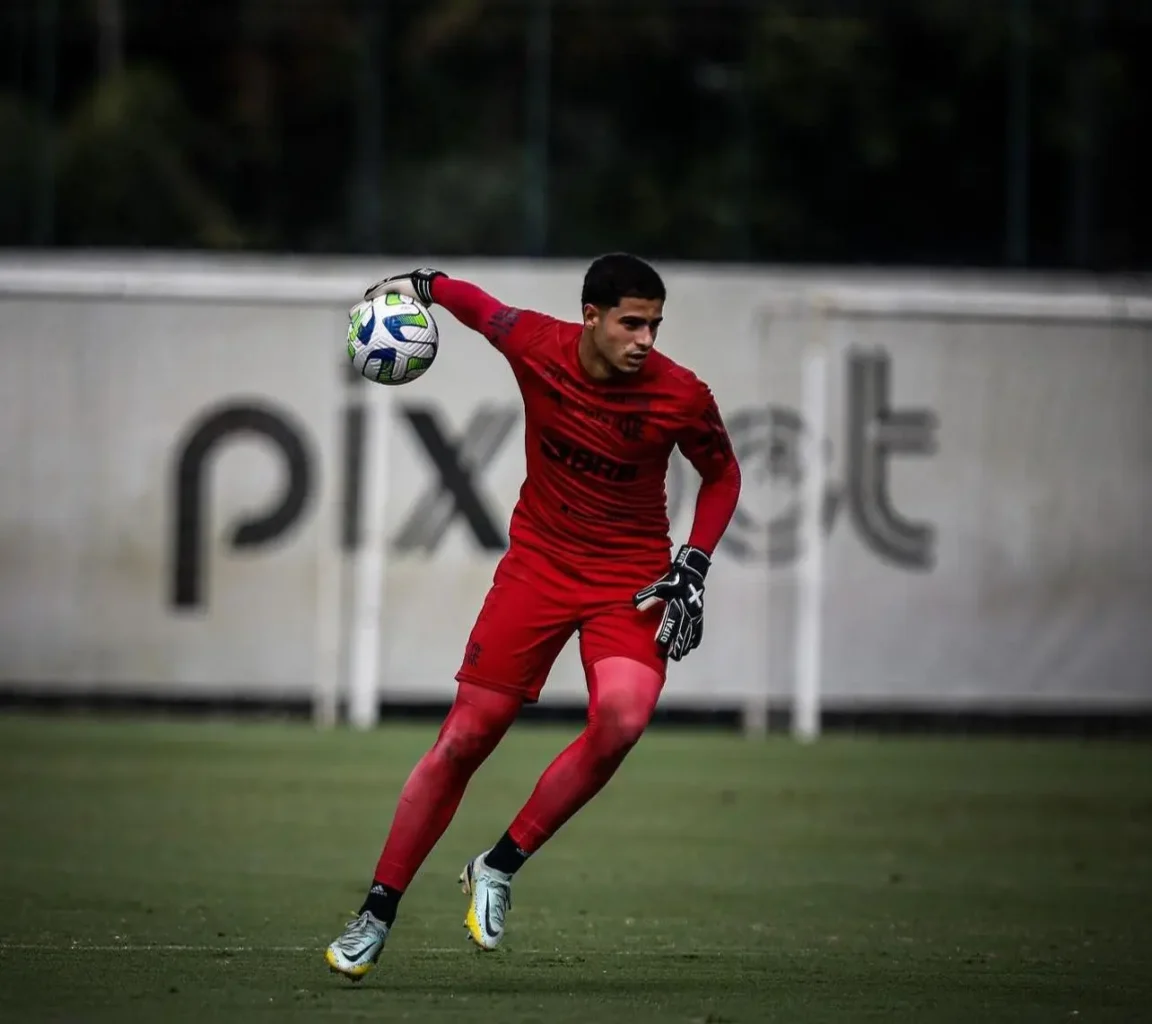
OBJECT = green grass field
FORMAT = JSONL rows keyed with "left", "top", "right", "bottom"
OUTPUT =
{"left": 1, "top": 713, "right": 1150, "bottom": 1023}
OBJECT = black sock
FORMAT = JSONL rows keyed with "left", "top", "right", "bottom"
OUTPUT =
{"left": 359, "top": 882, "right": 402, "bottom": 927}
{"left": 484, "top": 831, "right": 530, "bottom": 876}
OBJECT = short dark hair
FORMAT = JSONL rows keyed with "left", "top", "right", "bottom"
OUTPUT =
{"left": 581, "top": 252, "right": 666, "bottom": 309}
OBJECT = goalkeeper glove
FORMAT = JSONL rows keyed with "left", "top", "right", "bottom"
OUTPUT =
{"left": 633, "top": 545, "right": 711, "bottom": 662}
{"left": 364, "top": 267, "right": 446, "bottom": 307}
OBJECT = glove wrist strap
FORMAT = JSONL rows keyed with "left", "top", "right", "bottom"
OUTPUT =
{"left": 674, "top": 544, "right": 711, "bottom": 579}
{"left": 412, "top": 269, "right": 445, "bottom": 306}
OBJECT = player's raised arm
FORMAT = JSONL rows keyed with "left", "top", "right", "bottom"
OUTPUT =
{"left": 363, "top": 268, "right": 536, "bottom": 349}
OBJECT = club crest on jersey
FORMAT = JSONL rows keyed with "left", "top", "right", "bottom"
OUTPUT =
{"left": 615, "top": 413, "right": 644, "bottom": 441}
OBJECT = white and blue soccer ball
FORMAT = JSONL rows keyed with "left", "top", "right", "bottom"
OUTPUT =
{"left": 347, "top": 292, "right": 439, "bottom": 385}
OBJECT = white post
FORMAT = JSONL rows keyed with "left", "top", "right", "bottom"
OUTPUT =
{"left": 311, "top": 523, "right": 340, "bottom": 729}
{"left": 347, "top": 391, "right": 393, "bottom": 730}
{"left": 744, "top": 307, "right": 776, "bottom": 739}
{"left": 793, "top": 302, "right": 830, "bottom": 742}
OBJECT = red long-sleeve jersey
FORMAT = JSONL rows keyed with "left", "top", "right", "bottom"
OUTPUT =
{"left": 431, "top": 277, "right": 742, "bottom": 587}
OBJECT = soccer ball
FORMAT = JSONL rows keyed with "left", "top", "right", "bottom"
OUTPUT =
{"left": 347, "top": 292, "right": 439, "bottom": 385}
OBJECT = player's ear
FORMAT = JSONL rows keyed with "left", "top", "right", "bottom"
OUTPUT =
{"left": 582, "top": 303, "right": 602, "bottom": 330}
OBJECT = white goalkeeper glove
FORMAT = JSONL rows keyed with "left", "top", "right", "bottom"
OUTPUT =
{"left": 633, "top": 544, "right": 711, "bottom": 662}
{"left": 363, "top": 267, "right": 446, "bottom": 306}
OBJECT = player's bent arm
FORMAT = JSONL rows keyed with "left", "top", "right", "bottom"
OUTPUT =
{"left": 677, "top": 389, "right": 743, "bottom": 555}
{"left": 631, "top": 457, "right": 741, "bottom": 662}
{"left": 686, "top": 456, "right": 741, "bottom": 555}
{"left": 632, "top": 390, "right": 741, "bottom": 663}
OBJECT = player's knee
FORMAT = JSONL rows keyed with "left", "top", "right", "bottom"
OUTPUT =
{"left": 591, "top": 697, "right": 652, "bottom": 758}
{"left": 431, "top": 683, "right": 519, "bottom": 769}
{"left": 614, "top": 705, "right": 652, "bottom": 750}
{"left": 434, "top": 729, "right": 488, "bottom": 770}
{"left": 434, "top": 717, "right": 502, "bottom": 769}
{"left": 585, "top": 657, "right": 662, "bottom": 760}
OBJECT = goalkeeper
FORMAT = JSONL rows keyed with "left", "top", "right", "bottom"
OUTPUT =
{"left": 326, "top": 253, "right": 742, "bottom": 980}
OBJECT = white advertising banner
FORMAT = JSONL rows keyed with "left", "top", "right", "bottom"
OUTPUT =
{"left": 0, "top": 256, "right": 1148, "bottom": 713}
{"left": 0, "top": 295, "right": 346, "bottom": 698}
{"left": 757, "top": 304, "right": 1152, "bottom": 711}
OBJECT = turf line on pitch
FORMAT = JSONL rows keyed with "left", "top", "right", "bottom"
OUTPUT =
{"left": 0, "top": 942, "right": 768, "bottom": 957}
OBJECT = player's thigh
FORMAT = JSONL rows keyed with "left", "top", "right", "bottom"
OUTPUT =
{"left": 578, "top": 600, "right": 668, "bottom": 682}
{"left": 456, "top": 560, "right": 576, "bottom": 703}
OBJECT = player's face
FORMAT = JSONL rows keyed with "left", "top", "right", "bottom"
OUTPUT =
{"left": 584, "top": 297, "right": 664, "bottom": 375}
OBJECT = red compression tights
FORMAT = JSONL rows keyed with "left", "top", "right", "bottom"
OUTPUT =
{"left": 372, "top": 683, "right": 521, "bottom": 889}
{"left": 371, "top": 658, "right": 663, "bottom": 890}
{"left": 507, "top": 657, "right": 663, "bottom": 854}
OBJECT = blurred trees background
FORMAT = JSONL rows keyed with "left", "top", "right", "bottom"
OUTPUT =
{"left": 1, "top": 0, "right": 1149, "bottom": 269}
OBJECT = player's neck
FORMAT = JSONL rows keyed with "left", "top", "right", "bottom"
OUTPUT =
{"left": 577, "top": 329, "right": 617, "bottom": 382}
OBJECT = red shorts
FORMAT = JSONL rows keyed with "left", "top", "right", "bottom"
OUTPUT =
{"left": 455, "top": 548, "right": 668, "bottom": 703}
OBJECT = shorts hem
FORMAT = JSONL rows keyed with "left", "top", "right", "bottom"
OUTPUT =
{"left": 581, "top": 650, "right": 668, "bottom": 677}
{"left": 454, "top": 670, "right": 540, "bottom": 704}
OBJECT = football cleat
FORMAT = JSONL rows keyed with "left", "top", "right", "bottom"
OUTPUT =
{"left": 324, "top": 910, "right": 389, "bottom": 980}
{"left": 459, "top": 852, "right": 514, "bottom": 951}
